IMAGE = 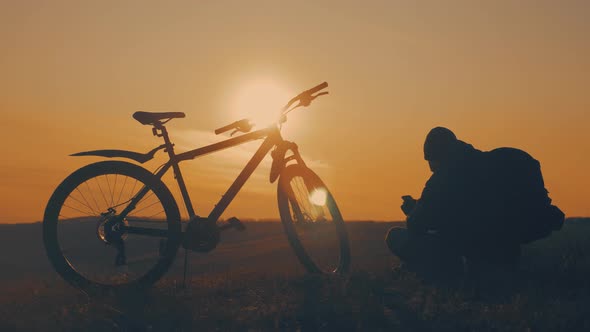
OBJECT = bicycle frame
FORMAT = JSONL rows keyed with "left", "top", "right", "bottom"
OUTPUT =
{"left": 119, "top": 123, "right": 290, "bottom": 238}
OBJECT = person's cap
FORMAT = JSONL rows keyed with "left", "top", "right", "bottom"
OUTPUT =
{"left": 423, "top": 127, "right": 457, "bottom": 161}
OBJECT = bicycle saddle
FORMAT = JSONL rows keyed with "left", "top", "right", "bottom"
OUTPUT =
{"left": 133, "top": 111, "right": 185, "bottom": 125}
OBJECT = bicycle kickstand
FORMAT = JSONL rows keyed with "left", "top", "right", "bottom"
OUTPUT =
{"left": 182, "top": 248, "right": 190, "bottom": 289}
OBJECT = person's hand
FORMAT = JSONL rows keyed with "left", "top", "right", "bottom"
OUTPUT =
{"left": 400, "top": 195, "right": 417, "bottom": 216}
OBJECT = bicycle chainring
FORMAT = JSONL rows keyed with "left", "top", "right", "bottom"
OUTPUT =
{"left": 183, "top": 217, "right": 220, "bottom": 253}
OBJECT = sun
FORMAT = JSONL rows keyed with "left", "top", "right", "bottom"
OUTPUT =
{"left": 231, "top": 78, "right": 292, "bottom": 129}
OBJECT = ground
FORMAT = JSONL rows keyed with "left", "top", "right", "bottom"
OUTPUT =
{"left": 0, "top": 219, "right": 589, "bottom": 331}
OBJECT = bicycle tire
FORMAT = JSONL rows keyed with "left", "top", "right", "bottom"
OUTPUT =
{"left": 43, "top": 161, "right": 182, "bottom": 293}
{"left": 277, "top": 164, "right": 350, "bottom": 274}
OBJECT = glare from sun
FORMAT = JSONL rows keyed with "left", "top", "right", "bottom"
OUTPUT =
{"left": 309, "top": 188, "right": 328, "bottom": 206}
{"left": 231, "top": 78, "right": 292, "bottom": 129}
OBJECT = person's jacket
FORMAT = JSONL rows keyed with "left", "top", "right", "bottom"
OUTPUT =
{"left": 407, "top": 141, "right": 563, "bottom": 247}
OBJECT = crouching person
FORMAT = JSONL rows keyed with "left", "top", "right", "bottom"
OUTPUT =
{"left": 386, "top": 127, "right": 564, "bottom": 282}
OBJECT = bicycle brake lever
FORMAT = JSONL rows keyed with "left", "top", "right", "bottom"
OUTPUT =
{"left": 230, "top": 129, "right": 239, "bottom": 136}
{"left": 311, "top": 91, "right": 329, "bottom": 100}
{"left": 289, "top": 91, "right": 328, "bottom": 110}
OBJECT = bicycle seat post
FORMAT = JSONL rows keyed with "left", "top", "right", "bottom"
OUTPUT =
{"left": 152, "top": 121, "right": 197, "bottom": 219}
{"left": 151, "top": 122, "right": 176, "bottom": 157}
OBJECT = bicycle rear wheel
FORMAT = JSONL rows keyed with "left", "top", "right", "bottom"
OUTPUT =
{"left": 43, "top": 161, "right": 182, "bottom": 293}
{"left": 277, "top": 165, "right": 350, "bottom": 274}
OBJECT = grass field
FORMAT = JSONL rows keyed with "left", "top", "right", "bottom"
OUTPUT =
{"left": 0, "top": 219, "right": 589, "bottom": 331}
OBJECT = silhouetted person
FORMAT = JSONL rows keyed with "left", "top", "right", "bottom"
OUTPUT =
{"left": 386, "top": 127, "right": 564, "bottom": 280}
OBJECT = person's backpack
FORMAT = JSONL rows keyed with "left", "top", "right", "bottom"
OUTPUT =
{"left": 484, "top": 147, "right": 564, "bottom": 244}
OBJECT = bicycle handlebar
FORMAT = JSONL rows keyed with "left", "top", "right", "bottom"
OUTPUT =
{"left": 216, "top": 82, "right": 329, "bottom": 135}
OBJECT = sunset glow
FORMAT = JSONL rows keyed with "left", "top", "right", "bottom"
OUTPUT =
{"left": 231, "top": 78, "right": 292, "bottom": 129}
{"left": 1, "top": 1, "right": 589, "bottom": 223}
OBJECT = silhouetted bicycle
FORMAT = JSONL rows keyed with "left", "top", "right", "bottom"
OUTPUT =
{"left": 43, "top": 82, "right": 350, "bottom": 293}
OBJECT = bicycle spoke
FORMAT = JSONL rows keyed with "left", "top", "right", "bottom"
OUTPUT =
{"left": 84, "top": 181, "right": 101, "bottom": 212}
{"left": 297, "top": 179, "right": 312, "bottom": 214}
{"left": 67, "top": 191, "right": 98, "bottom": 216}
{"left": 136, "top": 190, "right": 155, "bottom": 207}
{"left": 95, "top": 177, "right": 110, "bottom": 207}
{"left": 105, "top": 174, "right": 114, "bottom": 206}
{"left": 132, "top": 199, "right": 163, "bottom": 216}
{"left": 63, "top": 203, "right": 95, "bottom": 216}
{"left": 112, "top": 174, "right": 118, "bottom": 205}
{"left": 116, "top": 175, "right": 128, "bottom": 206}
{"left": 74, "top": 187, "right": 97, "bottom": 216}
{"left": 129, "top": 179, "right": 139, "bottom": 200}
{"left": 293, "top": 178, "right": 313, "bottom": 221}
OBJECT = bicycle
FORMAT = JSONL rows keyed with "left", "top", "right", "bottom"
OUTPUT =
{"left": 43, "top": 82, "right": 350, "bottom": 293}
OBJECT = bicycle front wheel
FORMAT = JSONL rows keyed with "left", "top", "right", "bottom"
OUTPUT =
{"left": 277, "top": 165, "right": 350, "bottom": 274}
{"left": 43, "top": 161, "right": 182, "bottom": 293}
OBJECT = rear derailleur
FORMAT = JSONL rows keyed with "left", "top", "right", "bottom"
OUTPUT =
{"left": 96, "top": 208, "right": 129, "bottom": 267}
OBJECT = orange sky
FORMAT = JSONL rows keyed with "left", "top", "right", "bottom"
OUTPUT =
{"left": 1, "top": 1, "right": 589, "bottom": 223}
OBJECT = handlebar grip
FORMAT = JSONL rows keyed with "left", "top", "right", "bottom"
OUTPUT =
{"left": 307, "top": 82, "right": 328, "bottom": 95}
{"left": 215, "top": 119, "right": 253, "bottom": 135}
{"left": 215, "top": 122, "right": 238, "bottom": 135}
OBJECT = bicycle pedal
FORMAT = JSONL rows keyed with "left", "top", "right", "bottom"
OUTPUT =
{"left": 227, "top": 217, "right": 246, "bottom": 231}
